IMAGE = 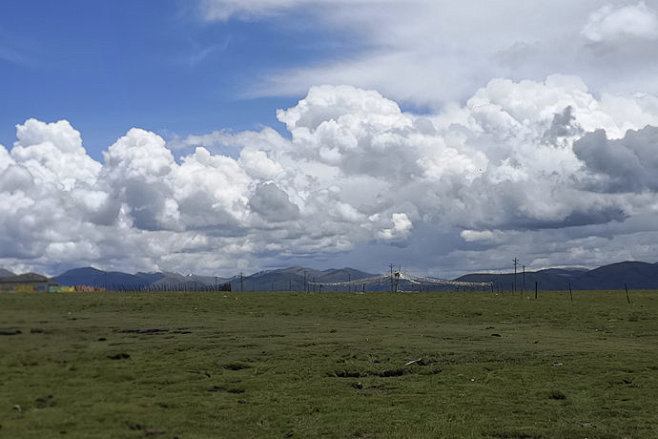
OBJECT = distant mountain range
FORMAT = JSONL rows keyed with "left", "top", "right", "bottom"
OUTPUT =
{"left": 1, "top": 261, "right": 657, "bottom": 291}
{"left": 49, "top": 267, "right": 229, "bottom": 291}
{"left": 46, "top": 266, "right": 375, "bottom": 292}
{"left": 232, "top": 266, "right": 374, "bottom": 292}
{"left": 0, "top": 268, "right": 15, "bottom": 278}
{"left": 456, "top": 261, "right": 658, "bottom": 291}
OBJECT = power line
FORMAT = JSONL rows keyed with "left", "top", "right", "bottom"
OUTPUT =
{"left": 307, "top": 270, "right": 491, "bottom": 289}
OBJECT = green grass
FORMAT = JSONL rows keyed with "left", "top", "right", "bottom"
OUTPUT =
{"left": 1, "top": 289, "right": 657, "bottom": 438}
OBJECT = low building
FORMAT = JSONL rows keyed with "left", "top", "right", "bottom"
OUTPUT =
{"left": 74, "top": 285, "right": 106, "bottom": 292}
{"left": 0, "top": 273, "right": 58, "bottom": 292}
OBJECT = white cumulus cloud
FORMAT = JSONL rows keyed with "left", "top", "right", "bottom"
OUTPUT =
{"left": 2, "top": 76, "right": 658, "bottom": 276}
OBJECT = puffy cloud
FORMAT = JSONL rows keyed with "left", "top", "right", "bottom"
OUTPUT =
{"left": 10, "top": 118, "right": 101, "bottom": 191}
{"left": 15, "top": 118, "right": 83, "bottom": 154}
{"left": 582, "top": 1, "right": 658, "bottom": 42}
{"left": 0, "top": 120, "right": 108, "bottom": 265}
{"left": 460, "top": 230, "right": 500, "bottom": 243}
{"left": 249, "top": 183, "right": 300, "bottom": 222}
{"left": 3, "top": 76, "right": 658, "bottom": 276}
{"left": 238, "top": 148, "right": 285, "bottom": 180}
{"left": 0, "top": 145, "right": 14, "bottom": 170}
{"left": 102, "top": 129, "right": 177, "bottom": 231}
{"left": 172, "top": 78, "right": 658, "bottom": 274}
{"left": 174, "top": 147, "right": 251, "bottom": 229}
{"left": 103, "top": 128, "right": 174, "bottom": 182}
{"left": 574, "top": 126, "right": 658, "bottom": 192}
{"left": 378, "top": 213, "right": 413, "bottom": 240}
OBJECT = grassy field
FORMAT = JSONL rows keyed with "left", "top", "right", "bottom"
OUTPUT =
{"left": 0, "top": 289, "right": 656, "bottom": 439}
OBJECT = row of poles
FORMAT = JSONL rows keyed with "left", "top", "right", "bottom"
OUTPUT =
{"left": 508, "top": 257, "right": 632, "bottom": 304}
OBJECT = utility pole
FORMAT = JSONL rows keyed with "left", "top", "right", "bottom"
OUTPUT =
{"left": 304, "top": 271, "right": 307, "bottom": 293}
{"left": 522, "top": 265, "right": 526, "bottom": 293}
{"left": 513, "top": 257, "right": 518, "bottom": 294}
{"left": 348, "top": 273, "right": 351, "bottom": 292}
{"left": 390, "top": 264, "right": 394, "bottom": 293}
{"left": 240, "top": 272, "right": 243, "bottom": 293}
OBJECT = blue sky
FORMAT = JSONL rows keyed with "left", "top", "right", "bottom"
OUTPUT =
{"left": 1, "top": 0, "right": 324, "bottom": 159}
{"left": 2, "top": 1, "right": 658, "bottom": 277}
